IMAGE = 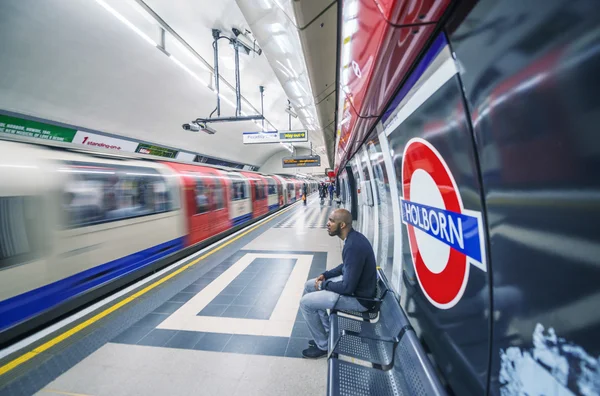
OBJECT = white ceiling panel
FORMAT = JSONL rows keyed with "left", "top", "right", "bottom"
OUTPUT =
{"left": 0, "top": 0, "right": 328, "bottom": 166}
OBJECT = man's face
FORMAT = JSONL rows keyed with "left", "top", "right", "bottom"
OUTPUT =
{"left": 327, "top": 215, "right": 342, "bottom": 237}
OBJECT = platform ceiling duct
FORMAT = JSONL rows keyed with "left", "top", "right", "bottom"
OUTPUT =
{"left": 236, "top": 0, "right": 336, "bottom": 168}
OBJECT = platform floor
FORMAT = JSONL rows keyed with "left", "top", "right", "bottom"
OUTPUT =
{"left": 0, "top": 196, "right": 341, "bottom": 396}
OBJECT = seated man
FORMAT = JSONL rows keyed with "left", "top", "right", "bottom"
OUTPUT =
{"left": 299, "top": 208, "right": 377, "bottom": 358}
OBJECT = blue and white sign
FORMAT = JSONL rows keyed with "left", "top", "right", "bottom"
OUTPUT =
{"left": 242, "top": 131, "right": 279, "bottom": 144}
{"left": 401, "top": 138, "right": 487, "bottom": 309}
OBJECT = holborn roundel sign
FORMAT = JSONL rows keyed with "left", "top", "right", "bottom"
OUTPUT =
{"left": 401, "top": 138, "right": 487, "bottom": 309}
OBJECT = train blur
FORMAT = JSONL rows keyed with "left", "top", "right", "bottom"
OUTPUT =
{"left": 0, "top": 140, "right": 316, "bottom": 344}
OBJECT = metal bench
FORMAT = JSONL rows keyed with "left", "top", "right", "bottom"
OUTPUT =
{"left": 333, "top": 277, "right": 387, "bottom": 322}
{"left": 327, "top": 288, "right": 446, "bottom": 396}
{"left": 327, "top": 328, "right": 446, "bottom": 396}
{"left": 328, "top": 292, "right": 408, "bottom": 368}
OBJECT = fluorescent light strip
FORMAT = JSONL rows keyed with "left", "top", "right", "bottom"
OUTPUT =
{"left": 169, "top": 55, "right": 209, "bottom": 86}
{"left": 93, "top": 0, "right": 157, "bottom": 47}
{"left": 94, "top": 0, "right": 283, "bottom": 133}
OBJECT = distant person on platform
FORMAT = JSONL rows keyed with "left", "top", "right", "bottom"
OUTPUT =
{"left": 299, "top": 208, "right": 377, "bottom": 358}
{"left": 328, "top": 183, "right": 334, "bottom": 200}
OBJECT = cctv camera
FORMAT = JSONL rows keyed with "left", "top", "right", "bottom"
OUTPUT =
{"left": 231, "top": 28, "right": 262, "bottom": 56}
{"left": 202, "top": 125, "right": 217, "bottom": 135}
{"left": 182, "top": 122, "right": 200, "bottom": 132}
{"left": 285, "top": 108, "right": 298, "bottom": 118}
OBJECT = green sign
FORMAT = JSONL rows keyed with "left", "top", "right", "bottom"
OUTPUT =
{"left": 279, "top": 130, "right": 308, "bottom": 142}
{"left": 136, "top": 143, "right": 178, "bottom": 158}
{"left": 0, "top": 114, "right": 77, "bottom": 142}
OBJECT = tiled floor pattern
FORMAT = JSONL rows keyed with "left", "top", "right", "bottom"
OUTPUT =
{"left": 275, "top": 204, "right": 335, "bottom": 228}
{"left": 111, "top": 250, "right": 326, "bottom": 357}
{"left": 35, "top": 343, "right": 327, "bottom": 396}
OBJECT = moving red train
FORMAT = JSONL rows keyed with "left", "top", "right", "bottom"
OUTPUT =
{"left": 0, "top": 140, "right": 314, "bottom": 344}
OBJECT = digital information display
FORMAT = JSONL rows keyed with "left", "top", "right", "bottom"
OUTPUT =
{"left": 282, "top": 155, "right": 321, "bottom": 168}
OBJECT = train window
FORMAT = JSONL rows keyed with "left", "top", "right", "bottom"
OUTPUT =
{"left": 228, "top": 173, "right": 247, "bottom": 201}
{"left": 194, "top": 180, "right": 210, "bottom": 214}
{"left": 61, "top": 162, "right": 175, "bottom": 228}
{"left": 213, "top": 180, "right": 225, "bottom": 210}
{"left": 0, "top": 196, "right": 44, "bottom": 269}
{"left": 267, "top": 179, "right": 276, "bottom": 195}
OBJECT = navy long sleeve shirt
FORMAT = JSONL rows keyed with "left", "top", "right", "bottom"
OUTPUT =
{"left": 321, "top": 229, "right": 377, "bottom": 308}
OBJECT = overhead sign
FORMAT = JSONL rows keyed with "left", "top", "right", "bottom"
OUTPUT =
{"left": 0, "top": 114, "right": 77, "bottom": 142}
{"left": 243, "top": 130, "right": 308, "bottom": 144}
{"left": 73, "top": 131, "right": 138, "bottom": 152}
{"left": 401, "top": 138, "right": 486, "bottom": 310}
{"left": 279, "top": 130, "right": 307, "bottom": 142}
{"left": 243, "top": 131, "right": 279, "bottom": 144}
{"left": 136, "top": 143, "right": 178, "bottom": 158}
{"left": 282, "top": 155, "right": 321, "bottom": 168}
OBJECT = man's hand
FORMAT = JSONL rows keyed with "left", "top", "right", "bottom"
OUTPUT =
{"left": 314, "top": 274, "right": 325, "bottom": 289}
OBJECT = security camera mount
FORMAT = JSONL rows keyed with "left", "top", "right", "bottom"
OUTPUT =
{"left": 187, "top": 28, "right": 265, "bottom": 128}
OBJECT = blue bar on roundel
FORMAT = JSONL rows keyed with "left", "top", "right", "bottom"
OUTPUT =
{"left": 400, "top": 199, "right": 482, "bottom": 263}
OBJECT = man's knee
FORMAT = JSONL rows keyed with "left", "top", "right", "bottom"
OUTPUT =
{"left": 304, "top": 278, "right": 317, "bottom": 294}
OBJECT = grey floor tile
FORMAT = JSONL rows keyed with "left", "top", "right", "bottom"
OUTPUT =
{"left": 183, "top": 283, "right": 207, "bottom": 293}
{"left": 211, "top": 294, "right": 236, "bottom": 304}
{"left": 291, "top": 322, "right": 312, "bottom": 338}
{"left": 153, "top": 301, "right": 184, "bottom": 314}
{"left": 168, "top": 291, "right": 195, "bottom": 303}
{"left": 285, "top": 338, "right": 310, "bottom": 358}
{"left": 197, "top": 304, "right": 228, "bottom": 316}
{"left": 111, "top": 326, "right": 152, "bottom": 344}
{"left": 222, "top": 285, "right": 245, "bottom": 296}
{"left": 246, "top": 306, "right": 273, "bottom": 320}
{"left": 232, "top": 294, "right": 258, "bottom": 306}
{"left": 295, "top": 309, "right": 305, "bottom": 323}
{"left": 137, "top": 329, "right": 177, "bottom": 347}
{"left": 134, "top": 313, "right": 169, "bottom": 329}
{"left": 239, "top": 286, "right": 263, "bottom": 297}
{"left": 164, "top": 331, "right": 206, "bottom": 350}
{"left": 223, "top": 335, "right": 258, "bottom": 354}
{"left": 222, "top": 305, "right": 251, "bottom": 318}
{"left": 193, "top": 333, "right": 232, "bottom": 352}
{"left": 253, "top": 337, "right": 289, "bottom": 357}
{"left": 229, "top": 277, "right": 252, "bottom": 287}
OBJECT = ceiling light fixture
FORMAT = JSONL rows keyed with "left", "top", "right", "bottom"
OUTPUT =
{"left": 93, "top": 0, "right": 157, "bottom": 47}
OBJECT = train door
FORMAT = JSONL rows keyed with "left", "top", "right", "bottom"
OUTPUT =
{"left": 366, "top": 135, "right": 396, "bottom": 285}
{"left": 227, "top": 172, "right": 252, "bottom": 226}
{"left": 189, "top": 173, "right": 213, "bottom": 244}
{"left": 265, "top": 176, "right": 279, "bottom": 211}
{"left": 357, "top": 146, "right": 376, "bottom": 251}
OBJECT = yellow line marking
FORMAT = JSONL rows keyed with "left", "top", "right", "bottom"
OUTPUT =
{"left": 0, "top": 205, "right": 295, "bottom": 376}
{"left": 41, "top": 389, "right": 94, "bottom": 396}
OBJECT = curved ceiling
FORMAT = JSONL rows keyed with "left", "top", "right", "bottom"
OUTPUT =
{"left": 0, "top": 0, "right": 330, "bottom": 167}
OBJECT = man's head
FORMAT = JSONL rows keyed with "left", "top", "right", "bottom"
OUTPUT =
{"left": 327, "top": 209, "right": 353, "bottom": 239}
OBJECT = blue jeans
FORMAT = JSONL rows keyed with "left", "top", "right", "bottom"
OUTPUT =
{"left": 299, "top": 275, "right": 368, "bottom": 351}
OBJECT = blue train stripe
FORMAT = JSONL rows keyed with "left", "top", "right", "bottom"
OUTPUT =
{"left": 268, "top": 203, "right": 280, "bottom": 211}
{"left": 231, "top": 213, "right": 253, "bottom": 227}
{"left": 0, "top": 237, "right": 185, "bottom": 332}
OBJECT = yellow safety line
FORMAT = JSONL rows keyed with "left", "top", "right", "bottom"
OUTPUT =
{"left": 0, "top": 205, "right": 294, "bottom": 377}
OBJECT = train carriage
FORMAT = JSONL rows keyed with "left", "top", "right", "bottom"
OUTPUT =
{"left": 163, "top": 162, "right": 230, "bottom": 246}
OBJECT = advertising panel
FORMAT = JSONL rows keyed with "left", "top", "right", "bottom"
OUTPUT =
{"left": 0, "top": 114, "right": 77, "bottom": 142}
{"left": 136, "top": 143, "right": 178, "bottom": 158}
{"left": 72, "top": 131, "right": 139, "bottom": 152}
